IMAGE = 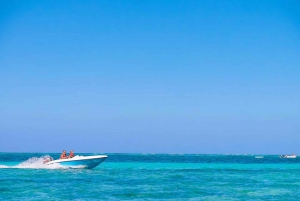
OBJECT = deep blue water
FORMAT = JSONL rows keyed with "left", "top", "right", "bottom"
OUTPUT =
{"left": 1, "top": 153, "right": 300, "bottom": 200}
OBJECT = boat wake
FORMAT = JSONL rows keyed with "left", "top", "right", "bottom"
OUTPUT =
{"left": 0, "top": 156, "right": 67, "bottom": 169}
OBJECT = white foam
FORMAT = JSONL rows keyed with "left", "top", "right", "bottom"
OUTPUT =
{"left": 0, "top": 156, "right": 67, "bottom": 169}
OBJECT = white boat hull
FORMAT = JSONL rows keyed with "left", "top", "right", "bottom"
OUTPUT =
{"left": 46, "top": 155, "right": 108, "bottom": 169}
{"left": 285, "top": 155, "right": 297, "bottom": 158}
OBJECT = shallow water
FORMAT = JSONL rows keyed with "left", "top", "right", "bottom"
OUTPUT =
{"left": 1, "top": 153, "right": 300, "bottom": 200}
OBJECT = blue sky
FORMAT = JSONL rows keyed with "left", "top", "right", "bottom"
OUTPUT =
{"left": 0, "top": 0, "right": 300, "bottom": 153}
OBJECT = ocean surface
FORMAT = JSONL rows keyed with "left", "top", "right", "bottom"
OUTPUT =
{"left": 1, "top": 153, "right": 300, "bottom": 200}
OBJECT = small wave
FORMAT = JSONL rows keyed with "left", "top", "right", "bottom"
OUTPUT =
{"left": 0, "top": 156, "right": 66, "bottom": 169}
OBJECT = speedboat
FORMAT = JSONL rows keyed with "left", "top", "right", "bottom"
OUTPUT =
{"left": 46, "top": 155, "right": 108, "bottom": 169}
{"left": 279, "top": 154, "right": 297, "bottom": 159}
{"left": 284, "top": 155, "right": 297, "bottom": 159}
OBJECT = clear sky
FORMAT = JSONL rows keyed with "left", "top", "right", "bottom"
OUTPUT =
{"left": 0, "top": 0, "right": 300, "bottom": 154}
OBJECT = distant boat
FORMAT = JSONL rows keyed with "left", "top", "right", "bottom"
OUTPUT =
{"left": 285, "top": 155, "right": 297, "bottom": 159}
{"left": 46, "top": 155, "right": 108, "bottom": 169}
{"left": 279, "top": 154, "right": 297, "bottom": 159}
{"left": 255, "top": 156, "right": 264, "bottom": 159}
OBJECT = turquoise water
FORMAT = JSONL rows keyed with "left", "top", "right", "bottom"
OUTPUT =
{"left": 1, "top": 153, "right": 300, "bottom": 200}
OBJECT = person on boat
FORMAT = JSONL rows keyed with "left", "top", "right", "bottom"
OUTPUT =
{"left": 68, "top": 150, "right": 75, "bottom": 158}
{"left": 60, "top": 150, "right": 67, "bottom": 159}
